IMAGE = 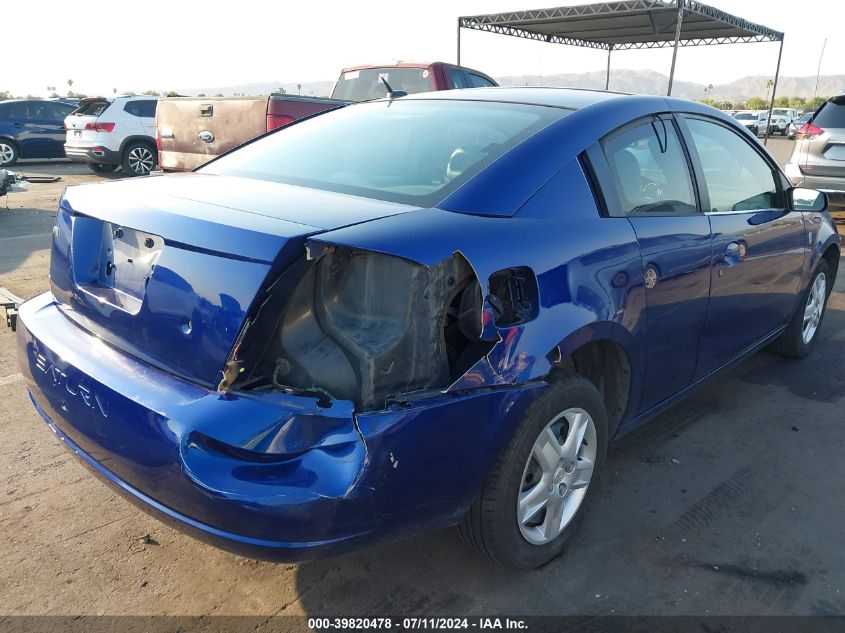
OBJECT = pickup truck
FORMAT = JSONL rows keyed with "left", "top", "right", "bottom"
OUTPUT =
{"left": 156, "top": 62, "right": 498, "bottom": 171}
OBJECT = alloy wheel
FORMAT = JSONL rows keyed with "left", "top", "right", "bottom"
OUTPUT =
{"left": 802, "top": 272, "right": 827, "bottom": 344}
{"left": 0, "top": 143, "right": 14, "bottom": 165}
{"left": 127, "top": 146, "right": 155, "bottom": 175}
{"left": 517, "top": 407, "right": 597, "bottom": 545}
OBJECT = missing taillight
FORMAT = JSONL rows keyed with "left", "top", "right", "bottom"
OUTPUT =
{"left": 223, "top": 248, "right": 493, "bottom": 411}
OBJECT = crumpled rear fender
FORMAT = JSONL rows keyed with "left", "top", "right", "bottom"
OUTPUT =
{"left": 307, "top": 159, "right": 647, "bottom": 402}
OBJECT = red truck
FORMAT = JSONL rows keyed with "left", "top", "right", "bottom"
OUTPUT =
{"left": 156, "top": 62, "right": 498, "bottom": 171}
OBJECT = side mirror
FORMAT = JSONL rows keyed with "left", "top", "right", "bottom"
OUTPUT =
{"left": 790, "top": 187, "right": 828, "bottom": 212}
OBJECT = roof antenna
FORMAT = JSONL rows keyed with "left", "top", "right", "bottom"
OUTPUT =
{"left": 381, "top": 76, "right": 407, "bottom": 99}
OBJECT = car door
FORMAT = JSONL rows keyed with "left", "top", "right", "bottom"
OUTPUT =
{"left": 9, "top": 101, "right": 63, "bottom": 158}
{"left": 591, "top": 115, "right": 712, "bottom": 410}
{"left": 678, "top": 115, "right": 806, "bottom": 377}
{"left": 43, "top": 102, "right": 73, "bottom": 156}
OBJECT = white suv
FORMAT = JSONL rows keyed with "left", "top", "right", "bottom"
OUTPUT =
{"left": 64, "top": 96, "right": 158, "bottom": 176}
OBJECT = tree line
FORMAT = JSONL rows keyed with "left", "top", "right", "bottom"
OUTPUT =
{"left": 699, "top": 95, "right": 828, "bottom": 111}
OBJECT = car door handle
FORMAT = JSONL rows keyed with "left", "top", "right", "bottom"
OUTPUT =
{"left": 724, "top": 241, "right": 747, "bottom": 267}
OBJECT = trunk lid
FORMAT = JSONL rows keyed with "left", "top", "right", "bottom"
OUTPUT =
{"left": 50, "top": 173, "right": 417, "bottom": 386}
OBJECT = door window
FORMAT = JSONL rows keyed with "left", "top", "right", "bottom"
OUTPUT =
{"left": 44, "top": 102, "right": 73, "bottom": 122}
{"left": 467, "top": 73, "right": 496, "bottom": 88}
{"left": 686, "top": 118, "right": 782, "bottom": 212}
{"left": 603, "top": 119, "right": 697, "bottom": 215}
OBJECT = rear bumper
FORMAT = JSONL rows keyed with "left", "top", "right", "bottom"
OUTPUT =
{"left": 64, "top": 143, "right": 120, "bottom": 165}
{"left": 17, "top": 292, "right": 538, "bottom": 561}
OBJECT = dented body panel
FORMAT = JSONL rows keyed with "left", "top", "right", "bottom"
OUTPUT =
{"left": 17, "top": 88, "right": 840, "bottom": 561}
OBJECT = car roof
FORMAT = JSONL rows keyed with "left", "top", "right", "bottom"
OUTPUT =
{"left": 398, "top": 86, "right": 631, "bottom": 111}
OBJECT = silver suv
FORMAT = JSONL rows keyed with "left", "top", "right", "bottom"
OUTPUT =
{"left": 785, "top": 94, "right": 845, "bottom": 209}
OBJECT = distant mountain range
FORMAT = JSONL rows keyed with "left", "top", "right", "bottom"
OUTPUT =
{"left": 177, "top": 71, "right": 844, "bottom": 100}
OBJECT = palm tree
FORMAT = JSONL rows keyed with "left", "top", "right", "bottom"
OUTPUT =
{"left": 67, "top": 79, "right": 74, "bottom": 96}
{"left": 297, "top": 83, "right": 302, "bottom": 95}
{"left": 113, "top": 88, "right": 118, "bottom": 95}
{"left": 765, "top": 79, "right": 774, "bottom": 106}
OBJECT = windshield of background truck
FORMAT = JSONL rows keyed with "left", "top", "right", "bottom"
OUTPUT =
{"left": 332, "top": 67, "right": 435, "bottom": 101}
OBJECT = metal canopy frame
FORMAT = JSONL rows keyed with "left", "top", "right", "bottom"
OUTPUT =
{"left": 458, "top": 0, "right": 785, "bottom": 143}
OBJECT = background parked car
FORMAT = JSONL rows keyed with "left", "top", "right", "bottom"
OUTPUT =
{"left": 64, "top": 96, "right": 158, "bottom": 176}
{"left": 0, "top": 99, "right": 75, "bottom": 166}
{"left": 732, "top": 110, "right": 760, "bottom": 135}
{"left": 157, "top": 62, "right": 499, "bottom": 172}
{"left": 785, "top": 93, "right": 845, "bottom": 209}
{"left": 757, "top": 111, "right": 790, "bottom": 136}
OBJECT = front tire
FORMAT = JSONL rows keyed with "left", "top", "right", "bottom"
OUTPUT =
{"left": 458, "top": 371, "right": 608, "bottom": 569}
{"left": 88, "top": 163, "right": 119, "bottom": 174}
{"left": 0, "top": 139, "right": 18, "bottom": 166}
{"left": 771, "top": 260, "right": 831, "bottom": 358}
{"left": 121, "top": 142, "right": 157, "bottom": 176}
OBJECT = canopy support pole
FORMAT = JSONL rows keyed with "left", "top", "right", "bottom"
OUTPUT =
{"left": 763, "top": 37, "right": 784, "bottom": 147}
{"left": 605, "top": 46, "right": 613, "bottom": 90}
{"left": 667, "top": 0, "right": 685, "bottom": 96}
{"left": 457, "top": 19, "right": 462, "bottom": 65}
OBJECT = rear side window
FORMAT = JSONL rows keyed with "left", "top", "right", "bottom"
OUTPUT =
{"left": 602, "top": 119, "right": 697, "bottom": 215}
{"left": 685, "top": 118, "right": 781, "bottom": 212}
{"left": 333, "top": 67, "right": 435, "bottom": 101}
{"left": 44, "top": 102, "right": 73, "bottom": 122}
{"left": 813, "top": 97, "right": 845, "bottom": 128}
{"left": 124, "top": 100, "right": 157, "bottom": 118}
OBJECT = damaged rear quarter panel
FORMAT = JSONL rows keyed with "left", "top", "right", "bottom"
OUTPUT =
{"left": 307, "top": 159, "right": 648, "bottom": 420}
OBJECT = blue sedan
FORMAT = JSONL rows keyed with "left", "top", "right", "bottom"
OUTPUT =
{"left": 16, "top": 88, "right": 840, "bottom": 568}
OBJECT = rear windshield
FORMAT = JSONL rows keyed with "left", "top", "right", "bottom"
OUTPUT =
{"left": 332, "top": 67, "right": 435, "bottom": 101}
{"left": 69, "top": 100, "right": 110, "bottom": 117}
{"left": 202, "top": 99, "right": 567, "bottom": 207}
{"left": 733, "top": 113, "right": 756, "bottom": 120}
{"left": 813, "top": 97, "right": 845, "bottom": 128}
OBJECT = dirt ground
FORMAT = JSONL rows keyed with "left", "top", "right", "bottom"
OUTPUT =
{"left": 2, "top": 144, "right": 845, "bottom": 617}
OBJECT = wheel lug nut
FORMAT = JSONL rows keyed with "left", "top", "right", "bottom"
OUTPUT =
{"left": 558, "top": 483, "right": 567, "bottom": 496}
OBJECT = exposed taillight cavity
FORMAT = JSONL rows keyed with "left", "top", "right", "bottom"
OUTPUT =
{"left": 796, "top": 123, "right": 824, "bottom": 139}
{"left": 85, "top": 122, "right": 115, "bottom": 133}
{"left": 267, "top": 114, "right": 294, "bottom": 131}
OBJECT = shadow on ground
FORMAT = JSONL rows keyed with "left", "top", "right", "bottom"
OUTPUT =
{"left": 292, "top": 280, "right": 845, "bottom": 616}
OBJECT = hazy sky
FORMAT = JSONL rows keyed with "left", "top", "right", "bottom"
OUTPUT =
{"left": 7, "top": 0, "right": 843, "bottom": 96}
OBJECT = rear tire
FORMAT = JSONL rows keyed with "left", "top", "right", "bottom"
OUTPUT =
{"left": 771, "top": 260, "right": 831, "bottom": 358}
{"left": 0, "top": 139, "right": 18, "bottom": 166}
{"left": 88, "top": 163, "right": 119, "bottom": 174}
{"left": 121, "top": 142, "right": 157, "bottom": 176}
{"left": 458, "top": 371, "right": 608, "bottom": 569}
